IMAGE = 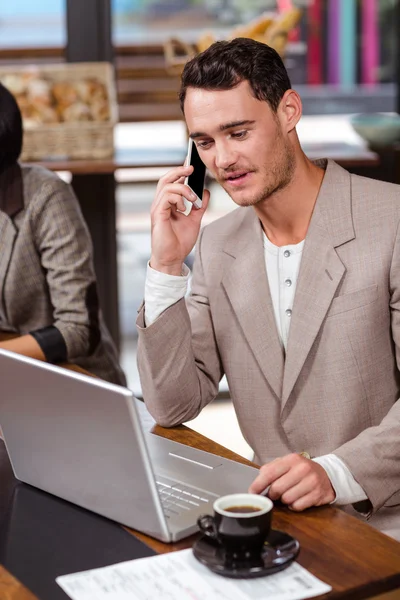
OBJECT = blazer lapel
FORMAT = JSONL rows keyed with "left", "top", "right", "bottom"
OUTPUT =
{"left": 0, "top": 164, "right": 23, "bottom": 302}
{"left": 0, "top": 212, "right": 18, "bottom": 292}
{"left": 281, "top": 160, "right": 355, "bottom": 407}
{"left": 221, "top": 210, "right": 285, "bottom": 399}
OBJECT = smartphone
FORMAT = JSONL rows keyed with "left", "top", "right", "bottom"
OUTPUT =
{"left": 182, "top": 138, "right": 206, "bottom": 215}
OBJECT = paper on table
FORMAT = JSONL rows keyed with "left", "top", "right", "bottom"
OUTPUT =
{"left": 56, "top": 548, "right": 332, "bottom": 600}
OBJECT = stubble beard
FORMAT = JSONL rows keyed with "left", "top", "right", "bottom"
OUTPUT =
{"left": 223, "top": 139, "right": 296, "bottom": 208}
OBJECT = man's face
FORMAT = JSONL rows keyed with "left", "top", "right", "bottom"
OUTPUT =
{"left": 184, "top": 81, "right": 296, "bottom": 207}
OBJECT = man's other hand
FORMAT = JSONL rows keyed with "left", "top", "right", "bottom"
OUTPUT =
{"left": 248, "top": 453, "right": 335, "bottom": 511}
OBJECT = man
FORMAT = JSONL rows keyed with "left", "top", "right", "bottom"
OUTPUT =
{"left": 137, "top": 38, "right": 400, "bottom": 539}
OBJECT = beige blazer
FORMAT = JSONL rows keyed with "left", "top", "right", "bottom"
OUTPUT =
{"left": 0, "top": 163, "right": 125, "bottom": 385}
{"left": 137, "top": 159, "right": 400, "bottom": 538}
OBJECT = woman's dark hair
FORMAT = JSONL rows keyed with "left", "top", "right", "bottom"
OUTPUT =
{"left": 0, "top": 82, "right": 23, "bottom": 172}
{"left": 179, "top": 38, "right": 291, "bottom": 113}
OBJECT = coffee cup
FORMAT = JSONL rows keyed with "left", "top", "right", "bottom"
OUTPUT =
{"left": 197, "top": 493, "right": 273, "bottom": 563}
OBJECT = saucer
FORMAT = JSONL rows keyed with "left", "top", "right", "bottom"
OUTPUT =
{"left": 192, "top": 529, "right": 300, "bottom": 579}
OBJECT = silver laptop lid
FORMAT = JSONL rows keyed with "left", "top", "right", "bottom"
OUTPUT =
{"left": 0, "top": 350, "right": 170, "bottom": 542}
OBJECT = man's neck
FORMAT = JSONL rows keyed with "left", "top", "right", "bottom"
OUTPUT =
{"left": 254, "top": 154, "right": 325, "bottom": 247}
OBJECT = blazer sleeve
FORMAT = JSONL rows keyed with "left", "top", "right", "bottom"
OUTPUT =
{"left": 136, "top": 228, "right": 224, "bottom": 427}
{"left": 29, "top": 177, "right": 101, "bottom": 361}
{"left": 334, "top": 218, "right": 400, "bottom": 515}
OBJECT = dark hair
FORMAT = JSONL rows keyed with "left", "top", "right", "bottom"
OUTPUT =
{"left": 179, "top": 38, "right": 291, "bottom": 113}
{"left": 0, "top": 82, "right": 23, "bottom": 172}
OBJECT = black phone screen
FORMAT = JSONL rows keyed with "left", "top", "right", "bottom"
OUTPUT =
{"left": 187, "top": 142, "right": 206, "bottom": 199}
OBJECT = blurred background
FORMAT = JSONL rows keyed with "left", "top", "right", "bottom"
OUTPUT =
{"left": 1, "top": 0, "right": 397, "bottom": 93}
{"left": 1, "top": 0, "right": 399, "bottom": 459}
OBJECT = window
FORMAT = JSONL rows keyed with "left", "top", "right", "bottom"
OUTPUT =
{"left": 0, "top": 0, "right": 66, "bottom": 48}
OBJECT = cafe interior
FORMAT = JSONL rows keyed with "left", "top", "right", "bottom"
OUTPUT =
{"left": 1, "top": 1, "right": 400, "bottom": 599}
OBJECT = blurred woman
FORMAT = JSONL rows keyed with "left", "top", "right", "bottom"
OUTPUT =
{"left": 0, "top": 83, "right": 126, "bottom": 385}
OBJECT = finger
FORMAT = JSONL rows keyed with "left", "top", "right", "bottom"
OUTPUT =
{"left": 188, "top": 189, "right": 211, "bottom": 221}
{"left": 288, "top": 490, "right": 319, "bottom": 512}
{"left": 153, "top": 184, "right": 199, "bottom": 213}
{"left": 199, "top": 189, "right": 210, "bottom": 211}
{"left": 154, "top": 192, "right": 188, "bottom": 216}
{"left": 158, "top": 183, "right": 198, "bottom": 206}
{"left": 267, "top": 457, "right": 313, "bottom": 500}
{"left": 155, "top": 176, "right": 186, "bottom": 207}
{"left": 268, "top": 469, "right": 305, "bottom": 501}
{"left": 279, "top": 464, "right": 334, "bottom": 508}
{"left": 278, "top": 478, "right": 314, "bottom": 506}
{"left": 248, "top": 457, "right": 292, "bottom": 494}
{"left": 156, "top": 166, "right": 193, "bottom": 195}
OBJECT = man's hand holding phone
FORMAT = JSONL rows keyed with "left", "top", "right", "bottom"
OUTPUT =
{"left": 150, "top": 159, "right": 210, "bottom": 276}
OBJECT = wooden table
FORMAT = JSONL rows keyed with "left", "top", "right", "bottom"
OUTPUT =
{"left": 132, "top": 424, "right": 400, "bottom": 600}
{"left": 0, "top": 411, "right": 400, "bottom": 599}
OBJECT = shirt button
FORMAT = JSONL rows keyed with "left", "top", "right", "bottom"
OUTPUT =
{"left": 286, "top": 309, "right": 292, "bottom": 317}
{"left": 283, "top": 250, "right": 291, "bottom": 258}
{"left": 284, "top": 278, "right": 292, "bottom": 287}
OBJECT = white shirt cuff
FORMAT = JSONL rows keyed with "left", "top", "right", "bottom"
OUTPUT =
{"left": 144, "top": 262, "right": 190, "bottom": 326}
{"left": 313, "top": 454, "right": 368, "bottom": 506}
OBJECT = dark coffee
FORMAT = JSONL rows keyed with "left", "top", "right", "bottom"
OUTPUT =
{"left": 225, "top": 505, "right": 262, "bottom": 513}
{"left": 198, "top": 495, "right": 273, "bottom": 563}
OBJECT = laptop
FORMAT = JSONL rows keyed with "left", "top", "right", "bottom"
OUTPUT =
{"left": 0, "top": 349, "right": 258, "bottom": 542}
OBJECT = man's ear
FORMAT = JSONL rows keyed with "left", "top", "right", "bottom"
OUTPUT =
{"left": 278, "top": 89, "right": 302, "bottom": 133}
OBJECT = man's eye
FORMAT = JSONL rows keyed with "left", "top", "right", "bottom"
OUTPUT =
{"left": 231, "top": 130, "right": 247, "bottom": 139}
{"left": 197, "top": 140, "right": 212, "bottom": 149}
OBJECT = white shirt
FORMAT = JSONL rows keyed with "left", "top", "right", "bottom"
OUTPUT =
{"left": 144, "top": 236, "right": 368, "bottom": 506}
{"left": 263, "top": 233, "right": 304, "bottom": 350}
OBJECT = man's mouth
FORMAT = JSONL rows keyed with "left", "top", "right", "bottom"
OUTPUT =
{"left": 224, "top": 171, "right": 251, "bottom": 186}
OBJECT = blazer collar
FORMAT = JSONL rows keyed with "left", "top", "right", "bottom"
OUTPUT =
{"left": 221, "top": 208, "right": 285, "bottom": 400}
{"left": 281, "top": 158, "right": 355, "bottom": 407}
{"left": 0, "top": 163, "right": 24, "bottom": 218}
{"left": 309, "top": 158, "right": 355, "bottom": 248}
{"left": 0, "top": 164, "right": 22, "bottom": 306}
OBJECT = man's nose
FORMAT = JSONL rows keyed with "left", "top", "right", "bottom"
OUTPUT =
{"left": 215, "top": 143, "right": 237, "bottom": 170}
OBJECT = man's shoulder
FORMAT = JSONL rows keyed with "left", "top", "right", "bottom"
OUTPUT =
{"left": 351, "top": 171, "right": 400, "bottom": 204}
{"left": 326, "top": 160, "right": 400, "bottom": 208}
{"left": 351, "top": 174, "right": 400, "bottom": 199}
{"left": 348, "top": 171, "right": 400, "bottom": 230}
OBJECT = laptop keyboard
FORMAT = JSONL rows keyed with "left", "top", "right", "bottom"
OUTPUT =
{"left": 155, "top": 476, "right": 218, "bottom": 518}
